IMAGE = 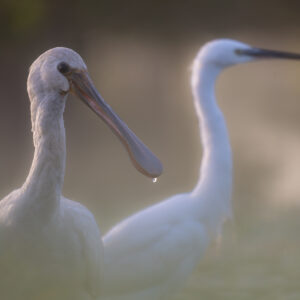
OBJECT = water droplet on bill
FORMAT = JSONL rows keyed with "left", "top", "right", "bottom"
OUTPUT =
{"left": 152, "top": 177, "right": 158, "bottom": 183}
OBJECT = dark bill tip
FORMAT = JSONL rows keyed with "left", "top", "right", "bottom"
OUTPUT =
{"left": 236, "top": 48, "right": 300, "bottom": 60}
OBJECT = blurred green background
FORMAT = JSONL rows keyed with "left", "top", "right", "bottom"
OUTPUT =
{"left": 1, "top": 1, "right": 300, "bottom": 299}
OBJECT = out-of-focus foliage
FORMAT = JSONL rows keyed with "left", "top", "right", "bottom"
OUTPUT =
{"left": 1, "top": 0, "right": 300, "bottom": 42}
{"left": 0, "top": 0, "right": 46, "bottom": 38}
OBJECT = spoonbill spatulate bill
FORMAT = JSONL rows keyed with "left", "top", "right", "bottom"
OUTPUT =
{"left": 101, "top": 39, "right": 300, "bottom": 300}
{"left": 0, "top": 47, "right": 162, "bottom": 300}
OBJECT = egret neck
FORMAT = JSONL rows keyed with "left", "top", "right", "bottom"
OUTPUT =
{"left": 191, "top": 60, "right": 233, "bottom": 232}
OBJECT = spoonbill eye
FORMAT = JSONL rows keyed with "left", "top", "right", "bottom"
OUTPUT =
{"left": 57, "top": 62, "right": 71, "bottom": 75}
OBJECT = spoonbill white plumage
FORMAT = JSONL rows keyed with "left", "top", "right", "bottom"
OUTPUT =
{"left": 101, "top": 39, "right": 300, "bottom": 300}
{"left": 0, "top": 47, "right": 162, "bottom": 300}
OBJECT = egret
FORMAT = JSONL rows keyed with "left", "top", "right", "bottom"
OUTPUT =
{"left": 101, "top": 39, "right": 300, "bottom": 300}
{"left": 0, "top": 47, "right": 162, "bottom": 300}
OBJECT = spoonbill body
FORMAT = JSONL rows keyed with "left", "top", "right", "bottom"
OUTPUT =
{"left": 0, "top": 47, "right": 162, "bottom": 300}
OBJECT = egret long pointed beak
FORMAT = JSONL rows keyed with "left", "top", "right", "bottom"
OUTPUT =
{"left": 68, "top": 70, "right": 163, "bottom": 178}
{"left": 236, "top": 48, "right": 300, "bottom": 60}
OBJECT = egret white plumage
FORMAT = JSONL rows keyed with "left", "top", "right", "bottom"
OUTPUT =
{"left": 0, "top": 47, "right": 162, "bottom": 300}
{"left": 101, "top": 39, "right": 300, "bottom": 300}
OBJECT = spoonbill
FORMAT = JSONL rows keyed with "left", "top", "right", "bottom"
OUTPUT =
{"left": 0, "top": 47, "right": 162, "bottom": 300}
{"left": 101, "top": 39, "right": 300, "bottom": 300}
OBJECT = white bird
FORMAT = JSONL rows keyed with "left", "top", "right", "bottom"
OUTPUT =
{"left": 101, "top": 39, "right": 300, "bottom": 300}
{"left": 0, "top": 47, "right": 162, "bottom": 300}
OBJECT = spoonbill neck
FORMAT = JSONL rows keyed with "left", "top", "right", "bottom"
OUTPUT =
{"left": 191, "top": 61, "right": 232, "bottom": 222}
{"left": 22, "top": 92, "right": 67, "bottom": 213}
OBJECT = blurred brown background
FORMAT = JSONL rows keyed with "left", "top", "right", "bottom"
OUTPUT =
{"left": 1, "top": 1, "right": 300, "bottom": 299}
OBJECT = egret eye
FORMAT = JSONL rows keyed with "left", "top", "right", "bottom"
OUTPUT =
{"left": 235, "top": 49, "right": 243, "bottom": 55}
{"left": 57, "top": 62, "right": 71, "bottom": 75}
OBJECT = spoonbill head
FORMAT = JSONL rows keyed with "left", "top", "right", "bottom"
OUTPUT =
{"left": 28, "top": 47, "right": 163, "bottom": 179}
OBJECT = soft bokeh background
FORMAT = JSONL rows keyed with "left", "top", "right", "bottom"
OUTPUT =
{"left": 1, "top": 1, "right": 300, "bottom": 299}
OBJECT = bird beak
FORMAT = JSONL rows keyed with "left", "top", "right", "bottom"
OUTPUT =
{"left": 68, "top": 70, "right": 163, "bottom": 179}
{"left": 236, "top": 48, "right": 300, "bottom": 60}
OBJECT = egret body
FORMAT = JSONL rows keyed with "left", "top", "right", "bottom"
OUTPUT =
{"left": 0, "top": 47, "right": 162, "bottom": 300}
{"left": 101, "top": 39, "right": 300, "bottom": 300}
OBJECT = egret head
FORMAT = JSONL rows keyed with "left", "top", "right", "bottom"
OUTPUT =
{"left": 197, "top": 39, "right": 300, "bottom": 69}
{"left": 27, "top": 47, "right": 163, "bottom": 179}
